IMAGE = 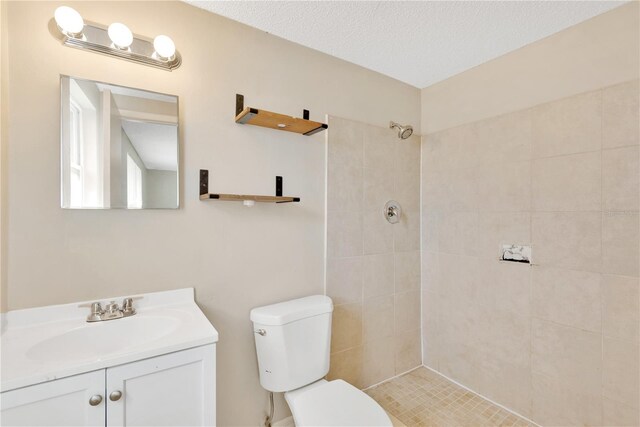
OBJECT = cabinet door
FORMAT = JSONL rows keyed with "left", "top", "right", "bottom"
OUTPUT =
{"left": 1, "top": 370, "right": 106, "bottom": 426}
{"left": 106, "top": 344, "right": 215, "bottom": 427}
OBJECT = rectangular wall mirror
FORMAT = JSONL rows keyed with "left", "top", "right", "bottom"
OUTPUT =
{"left": 60, "top": 76, "right": 179, "bottom": 209}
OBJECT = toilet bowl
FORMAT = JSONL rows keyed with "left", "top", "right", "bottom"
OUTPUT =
{"left": 285, "top": 379, "right": 391, "bottom": 426}
{"left": 250, "top": 295, "right": 391, "bottom": 427}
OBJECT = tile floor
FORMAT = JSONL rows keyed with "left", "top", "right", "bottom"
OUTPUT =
{"left": 366, "top": 367, "right": 535, "bottom": 427}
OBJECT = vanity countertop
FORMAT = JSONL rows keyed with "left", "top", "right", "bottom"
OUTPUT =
{"left": 0, "top": 288, "right": 218, "bottom": 392}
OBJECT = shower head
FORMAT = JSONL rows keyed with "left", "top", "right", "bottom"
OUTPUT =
{"left": 389, "top": 121, "right": 413, "bottom": 139}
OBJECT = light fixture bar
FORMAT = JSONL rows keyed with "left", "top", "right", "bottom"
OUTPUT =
{"left": 56, "top": 22, "right": 181, "bottom": 71}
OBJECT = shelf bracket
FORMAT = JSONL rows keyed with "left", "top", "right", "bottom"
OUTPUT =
{"left": 235, "top": 94, "right": 244, "bottom": 117}
{"left": 303, "top": 124, "right": 328, "bottom": 136}
{"left": 235, "top": 93, "right": 257, "bottom": 124}
{"left": 200, "top": 169, "right": 219, "bottom": 199}
{"left": 200, "top": 169, "right": 209, "bottom": 196}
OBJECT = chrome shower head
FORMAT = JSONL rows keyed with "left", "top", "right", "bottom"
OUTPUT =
{"left": 389, "top": 121, "right": 413, "bottom": 140}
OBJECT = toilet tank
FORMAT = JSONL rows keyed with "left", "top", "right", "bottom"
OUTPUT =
{"left": 250, "top": 295, "right": 333, "bottom": 392}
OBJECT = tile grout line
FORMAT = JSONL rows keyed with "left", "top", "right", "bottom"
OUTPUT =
{"left": 528, "top": 109, "right": 534, "bottom": 421}
{"left": 419, "top": 133, "right": 424, "bottom": 373}
{"left": 599, "top": 87, "right": 605, "bottom": 425}
{"left": 323, "top": 115, "right": 330, "bottom": 299}
{"left": 360, "top": 124, "right": 365, "bottom": 351}
{"left": 391, "top": 132, "right": 397, "bottom": 376}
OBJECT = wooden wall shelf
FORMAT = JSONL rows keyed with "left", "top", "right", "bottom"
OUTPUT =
{"left": 199, "top": 194, "right": 299, "bottom": 203}
{"left": 199, "top": 170, "right": 300, "bottom": 204}
{"left": 235, "top": 94, "right": 328, "bottom": 136}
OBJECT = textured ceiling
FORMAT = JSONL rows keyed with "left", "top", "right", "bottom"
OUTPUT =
{"left": 185, "top": 1, "right": 626, "bottom": 88}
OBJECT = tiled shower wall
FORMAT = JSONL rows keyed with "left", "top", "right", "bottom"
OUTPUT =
{"left": 421, "top": 80, "right": 639, "bottom": 426}
{"left": 326, "top": 116, "right": 421, "bottom": 389}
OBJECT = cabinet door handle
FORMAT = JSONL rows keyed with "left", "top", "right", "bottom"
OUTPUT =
{"left": 109, "top": 390, "right": 123, "bottom": 401}
{"left": 89, "top": 395, "right": 103, "bottom": 406}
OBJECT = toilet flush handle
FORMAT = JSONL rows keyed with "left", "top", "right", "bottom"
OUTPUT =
{"left": 255, "top": 329, "right": 267, "bottom": 336}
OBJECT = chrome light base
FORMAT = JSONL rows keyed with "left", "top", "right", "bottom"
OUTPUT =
{"left": 52, "top": 21, "right": 181, "bottom": 71}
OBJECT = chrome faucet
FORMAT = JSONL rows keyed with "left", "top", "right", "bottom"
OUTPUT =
{"left": 86, "top": 298, "right": 136, "bottom": 322}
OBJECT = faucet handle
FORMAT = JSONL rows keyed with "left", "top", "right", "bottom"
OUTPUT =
{"left": 86, "top": 302, "right": 104, "bottom": 322}
{"left": 90, "top": 302, "right": 103, "bottom": 314}
{"left": 122, "top": 298, "right": 136, "bottom": 316}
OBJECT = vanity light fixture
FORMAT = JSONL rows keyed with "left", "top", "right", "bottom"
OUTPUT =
{"left": 54, "top": 6, "right": 84, "bottom": 38}
{"left": 51, "top": 6, "right": 181, "bottom": 71}
{"left": 107, "top": 22, "right": 133, "bottom": 50}
{"left": 153, "top": 35, "right": 176, "bottom": 60}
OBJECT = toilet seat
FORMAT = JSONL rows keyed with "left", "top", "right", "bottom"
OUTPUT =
{"left": 285, "top": 379, "right": 392, "bottom": 427}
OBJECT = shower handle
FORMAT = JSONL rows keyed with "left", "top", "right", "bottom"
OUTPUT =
{"left": 384, "top": 200, "right": 402, "bottom": 224}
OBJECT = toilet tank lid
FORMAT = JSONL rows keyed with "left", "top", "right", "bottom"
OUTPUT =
{"left": 250, "top": 295, "right": 333, "bottom": 326}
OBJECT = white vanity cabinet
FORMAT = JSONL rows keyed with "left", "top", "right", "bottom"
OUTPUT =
{"left": 1, "top": 370, "right": 106, "bottom": 426}
{"left": 1, "top": 288, "right": 219, "bottom": 427}
{"left": 107, "top": 345, "right": 215, "bottom": 426}
{"left": 1, "top": 344, "right": 216, "bottom": 427}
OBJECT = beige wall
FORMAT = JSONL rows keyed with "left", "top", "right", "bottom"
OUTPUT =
{"left": 422, "top": 80, "right": 640, "bottom": 426}
{"left": 325, "top": 116, "right": 421, "bottom": 389}
{"left": 2, "top": 1, "right": 419, "bottom": 425}
{"left": 421, "top": 2, "right": 640, "bottom": 134}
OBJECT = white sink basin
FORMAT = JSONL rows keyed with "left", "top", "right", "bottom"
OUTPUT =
{"left": 26, "top": 316, "right": 180, "bottom": 364}
{"left": 1, "top": 288, "right": 218, "bottom": 392}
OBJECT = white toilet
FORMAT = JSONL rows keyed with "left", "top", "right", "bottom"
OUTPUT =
{"left": 250, "top": 295, "right": 392, "bottom": 427}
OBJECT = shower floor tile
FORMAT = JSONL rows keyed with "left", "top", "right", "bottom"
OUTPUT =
{"left": 367, "top": 367, "right": 535, "bottom": 427}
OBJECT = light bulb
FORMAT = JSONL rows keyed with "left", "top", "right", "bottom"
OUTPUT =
{"left": 108, "top": 23, "right": 133, "bottom": 49}
{"left": 54, "top": 6, "right": 84, "bottom": 37}
{"left": 153, "top": 35, "right": 176, "bottom": 60}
